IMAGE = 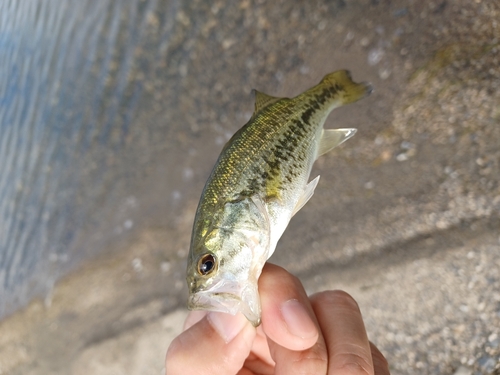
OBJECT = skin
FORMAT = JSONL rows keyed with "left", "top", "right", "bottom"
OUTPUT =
{"left": 166, "top": 263, "right": 390, "bottom": 375}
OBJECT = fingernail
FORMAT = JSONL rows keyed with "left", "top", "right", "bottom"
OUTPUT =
{"left": 280, "top": 299, "right": 317, "bottom": 339}
{"left": 207, "top": 312, "right": 248, "bottom": 343}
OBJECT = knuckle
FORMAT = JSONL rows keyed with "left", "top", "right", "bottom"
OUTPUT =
{"left": 332, "top": 351, "right": 374, "bottom": 375}
{"left": 311, "top": 290, "right": 360, "bottom": 311}
{"left": 291, "top": 347, "right": 329, "bottom": 375}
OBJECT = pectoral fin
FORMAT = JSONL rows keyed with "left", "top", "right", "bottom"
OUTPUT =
{"left": 250, "top": 195, "right": 271, "bottom": 234}
{"left": 317, "top": 128, "right": 357, "bottom": 159}
{"left": 292, "top": 176, "right": 320, "bottom": 217}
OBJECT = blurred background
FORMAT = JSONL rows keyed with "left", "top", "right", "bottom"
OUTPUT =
{"left": 0, "top": 0, "right": 499, "bottom": 374}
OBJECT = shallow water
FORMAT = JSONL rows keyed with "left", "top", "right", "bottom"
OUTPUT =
{"left": 0, "top": 0, "right": 188, "bottom": 319}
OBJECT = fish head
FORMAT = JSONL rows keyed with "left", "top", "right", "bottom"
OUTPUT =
{"left": 186, "top": 197, "right": 270, "bottom": 326}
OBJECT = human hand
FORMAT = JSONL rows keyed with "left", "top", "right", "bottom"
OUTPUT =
{"left": 166, "top": 263, "right": 390, "bottom": 375}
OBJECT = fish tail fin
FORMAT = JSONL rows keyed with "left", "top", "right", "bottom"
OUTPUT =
{"left": 321, "top": 70, "right": 373, "bottom": 104}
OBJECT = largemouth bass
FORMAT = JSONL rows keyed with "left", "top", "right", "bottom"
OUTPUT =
{"left": 187, "top": 70, "right": 372, "bottom": 326}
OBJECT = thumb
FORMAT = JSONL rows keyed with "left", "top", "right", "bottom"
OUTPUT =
{"left": 166, "top": 312, "right": 255, "bottom": 375}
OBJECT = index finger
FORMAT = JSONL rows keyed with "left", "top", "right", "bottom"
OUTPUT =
{"left": 310, "top": 290, "right": 375, "bottom": 375}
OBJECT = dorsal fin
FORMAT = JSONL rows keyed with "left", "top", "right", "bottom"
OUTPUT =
{"left": 221, "top": 90, "right": 284, "bottom": 153}
{"left": 251, "top": 89, "right": 283, "bottom": 120}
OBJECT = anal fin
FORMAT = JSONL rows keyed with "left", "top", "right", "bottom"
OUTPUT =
{"left": 292, "top": 176, "right": 320, "bottom": 217}
{"left": 317, "top": 128, "right": 357, "bottom": 159}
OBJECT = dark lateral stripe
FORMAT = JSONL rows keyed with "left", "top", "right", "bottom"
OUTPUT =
{"left": 300, "top": 84, "right": 343, "bottom": 125}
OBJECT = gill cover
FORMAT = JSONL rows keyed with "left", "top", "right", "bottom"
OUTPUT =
{"left": 187, "top": 195, "right": 271, "bottom": 326}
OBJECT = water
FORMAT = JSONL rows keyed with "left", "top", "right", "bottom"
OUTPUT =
{"left": 0, "top": 0, "right": 373, "bottom": 328}
{"left": 0, "top": 0, "right": 186, "bottom": 319}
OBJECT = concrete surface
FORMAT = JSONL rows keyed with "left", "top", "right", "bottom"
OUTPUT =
{"left": 0, "top": 0, "right": 499, "bottom": 374}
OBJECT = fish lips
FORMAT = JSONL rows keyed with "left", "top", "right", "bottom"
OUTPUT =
{"left": 188, "top": 277, "right": 261, "bottom": 326}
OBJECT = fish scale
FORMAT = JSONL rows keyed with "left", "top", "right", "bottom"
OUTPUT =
{"left": 186, "top": 70, "right": 372, "bottom": 326}
{"left": 202, "top": 101, "right": 314, "bottom": 212}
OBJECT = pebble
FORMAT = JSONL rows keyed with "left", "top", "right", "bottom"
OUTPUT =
{"left": 453, "top": 366, "right": 472, "bottom": 375}
{"left": 368, "top": 47, "right": 384, "bottom": 65}
{"left": 396, "top": 153, "right": 408, "bottom": 162}
{"left": 378, "top": 67, "right": 391, "bottom": 80}
{"left": 477, "top": 356, "right": 497, "bottom": 373}
{"left": 131, "top": 258, "right": 143, "bottom": 273}
{"left": 123, "top": 220, "right": 133, "bottom": 230}
{"left": 160, "top": 262, "right": 171, "bottom": 273}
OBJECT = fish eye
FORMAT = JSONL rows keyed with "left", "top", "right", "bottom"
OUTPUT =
{"left": 197, "top": 253, "right": 217, "bottom": 276}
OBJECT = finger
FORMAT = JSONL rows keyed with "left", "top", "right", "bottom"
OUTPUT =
{"left": 165, "top": 312, "right": 255, "bottom": 375}
{"left": 259, "top": 263, "right": 319, "bottom": 351}
{"left": 244, "top": 324, "right": 275, "bottom": 368}
{"left": 259, "top": 263, "right": 328, "bottom": 375}
{"left": 370, "top": 342, "right": 391, "bottom": 375}
{"left": 311, "top": 290, "right": 374, "bottom": 375}
{"left": 183, "top": 310, "right": 207, "bottom": 330}
{"left": 269, "top": 335, "right": 328, "bottom": 375}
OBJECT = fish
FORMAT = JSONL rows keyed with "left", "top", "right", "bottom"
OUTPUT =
{"left": 186, "top": 70, "right": 372, "bottom": 326}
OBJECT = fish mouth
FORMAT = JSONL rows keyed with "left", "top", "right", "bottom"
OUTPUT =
{"left": 188, "top": 279, "right": 261, "bottom": 326}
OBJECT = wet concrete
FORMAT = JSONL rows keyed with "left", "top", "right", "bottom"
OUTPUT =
{"left": 0, "top": 0, "right": 499, "bottom": 374}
